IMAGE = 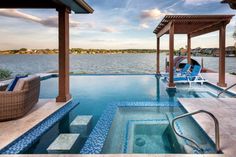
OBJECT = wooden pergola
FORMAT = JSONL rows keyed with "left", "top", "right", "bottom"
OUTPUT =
{"left": 0, "top": 0, "right": 94, "bottom": 102}
{"left": 153, "top": 15, "right": 234, "bottom": 88}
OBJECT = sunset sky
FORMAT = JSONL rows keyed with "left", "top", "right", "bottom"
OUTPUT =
{"left": 0, "top": 0, "right": 235, "bottom": 50}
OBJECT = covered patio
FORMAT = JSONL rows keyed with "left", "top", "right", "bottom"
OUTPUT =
{"left": 153, "top": 15, "right": 234, "bottom": 88}
{"left": 0, "top": 0, "right": 94, "bottom": 102}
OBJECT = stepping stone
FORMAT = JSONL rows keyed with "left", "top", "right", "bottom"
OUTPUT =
{"left": 70, "top": 115, "right": 92, "bottom": 137}
{"left": 47, "top": 134, "right": 80, "bottom": 154}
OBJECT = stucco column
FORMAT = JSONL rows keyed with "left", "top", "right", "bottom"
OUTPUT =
{"left": 168, "top": 23, "right": 176, "bottom": 88}
{"left": 56, "top": 7, "right": 72, "bottom": 102}
{"left": 217, "top": 24, "right": 227, "bottom": 87}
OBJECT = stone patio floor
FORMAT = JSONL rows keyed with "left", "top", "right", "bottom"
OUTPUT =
{"left": 201, "top": 73, "right": 236, "bottom": 94}
{"left": 179, "top": 98, "right": 236, "bottom": 157}
{"left": 0, "top": 99, "right": 69, "bottom": 150}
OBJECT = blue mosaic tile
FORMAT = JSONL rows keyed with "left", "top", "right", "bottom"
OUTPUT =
{"left": 0, "top": 99, "right": 79, "bottom": 154}
{"left": 81, "top": 101, "right": 215, "bottom": 154}
{"left": 80, "top": 101, "right": 179, "bottom": 154}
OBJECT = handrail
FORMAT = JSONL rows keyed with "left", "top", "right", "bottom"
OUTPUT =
{"left": 217, "top": 83, "right": 236, "bottom": 98}
{"left": 171, "top": 110, "right": 220, "bottom": 153}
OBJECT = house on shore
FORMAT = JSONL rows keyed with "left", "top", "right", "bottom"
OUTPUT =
{"left": 226, "top": 46, "right": 236, "bottom": 56}
{"left": 190, "top": 47, "right": 235, "bottom": 57}
{"left": 191, "top": 47, "right": 202, "bottom": 56}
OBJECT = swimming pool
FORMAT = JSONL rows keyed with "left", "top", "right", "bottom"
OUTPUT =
{"left": 80, "top": 102, "right": 216, "bottom": 154}
{"left": 2, "top": 75, "right": 228, "bottom": 154}
{"left": 39, "top": 75, "right": 220, "bottom": 126}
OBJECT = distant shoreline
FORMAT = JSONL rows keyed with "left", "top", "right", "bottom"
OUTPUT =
{"left": 0, "top": 48, "right": 165, "bottom": 55}
{"left": 1, "top": 53, "right": 236, "bottom": 57}
{"left": 0, "top": 48, "right": 235, "bottom": 57}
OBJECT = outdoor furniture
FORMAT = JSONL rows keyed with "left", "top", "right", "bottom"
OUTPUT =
{"left": 0, "top": 76, "right": 40, "bottom": 121}
{"left": 163, "top": 63, "right": 191, "bottom": 78}
{"left": 168, "top": 65, "right": 206, "bottom": 87}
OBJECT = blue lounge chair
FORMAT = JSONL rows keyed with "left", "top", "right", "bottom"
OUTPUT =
{"left": 163, "top": 63, "right": 191, "bottom": 78}
{"left": 170, "top": 65, "right": 206, "bottom": 87}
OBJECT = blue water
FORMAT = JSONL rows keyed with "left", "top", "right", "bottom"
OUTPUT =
{"left": 1, "top": 54, "right": 236, "bottom": 76}
{"left": 102, "top": 106, "right": 216, "bottom": 154}
{"left": 40, "top": 75, "right": 217, "bottom": 126}
{"left": 25, "top": 75, "right": 219, "bottom": 154}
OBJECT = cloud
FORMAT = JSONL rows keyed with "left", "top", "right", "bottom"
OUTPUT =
{"left": 113, "top": 17, "right": 128, "bottom": 25}
{"left": 0, "top": 9, "right": 92, "bottom": 28}
{"left": 140, "top": 23, "right": 149, "bottom": 29}
{"left": 101, "top": 27, "right": 119, "bottom": 33}
{"left": 184, "top": 0, "right": 220, "bottom": 6}
{"left": 140, "top": 8, "right": 166, "bottom": 20}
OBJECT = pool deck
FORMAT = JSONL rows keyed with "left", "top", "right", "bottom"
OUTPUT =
{"left": 201, "top": 73, "right": 236, "bottom": 94}
{"left": 179, "top": 98, "right": 236, "bottom": 157}
{"left": 0, "top": 99, "right": 69, "bottom": 150}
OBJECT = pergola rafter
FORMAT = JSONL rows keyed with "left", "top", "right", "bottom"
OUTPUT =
{"left": 0, "top": 0, "right": 94, "bottom": 102}
{"left": 154, "top": 15, "right": 234, "bottom": 88}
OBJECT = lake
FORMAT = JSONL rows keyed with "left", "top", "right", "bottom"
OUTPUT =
{"left": 0, "top": 53, "right": 236, "bottom": 76}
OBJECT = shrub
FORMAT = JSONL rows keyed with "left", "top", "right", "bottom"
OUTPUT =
{"left": 0, "top": 69, "right": 12, "bottom": 80}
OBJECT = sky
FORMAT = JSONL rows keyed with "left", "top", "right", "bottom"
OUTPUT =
{"left": 0, "top": 0, "right": 235, "bottom": 50}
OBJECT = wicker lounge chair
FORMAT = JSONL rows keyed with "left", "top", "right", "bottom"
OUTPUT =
{"left": 0, "top": 76, "right": 40, "bottom": 121}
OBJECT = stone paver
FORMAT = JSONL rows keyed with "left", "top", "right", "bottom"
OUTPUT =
{"left": 47, "top": 134, "right": 80, "bottom": 154}
{"left": 179, "top": 98, "right": 236, "bottom": 157}
{"left": 202, "top": 73, "right": 236, "bottom": 94}
{"left": 70, "top": 115, "right": 92, "bottom": 137}
{"left": 0, "top": 99, "right": 68, "bottom": 150}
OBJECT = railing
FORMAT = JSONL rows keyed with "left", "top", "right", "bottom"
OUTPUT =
{"left": 217, "top": 83, "right": 236, "bottom": 98}
{"left": 171, "top": 110, "right": 220, "bottom": 153}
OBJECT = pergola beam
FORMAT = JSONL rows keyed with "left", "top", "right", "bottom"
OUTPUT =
{"left": 0, "top": 1, "right": 57, "bottom": 8}
{"left": 156, "top": 22, "right": 172, "bottom": 38}
{"left": 190, "top": 22, "right": 228, "bottom": 38}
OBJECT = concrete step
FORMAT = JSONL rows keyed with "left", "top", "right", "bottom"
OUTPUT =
{"left": 70, "top": 115, "right": 92, "bottom": 137}
{"left": 47, "top": 134, "right": 80, "bottom": 154}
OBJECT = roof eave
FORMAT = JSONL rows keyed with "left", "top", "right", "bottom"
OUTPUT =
{"left": 74, "top": 0, "right": 94, "bottom": 14}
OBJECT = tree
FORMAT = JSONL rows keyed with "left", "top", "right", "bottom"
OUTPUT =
{"left": 19, "top": 48, "right": 27, "bottom": 51}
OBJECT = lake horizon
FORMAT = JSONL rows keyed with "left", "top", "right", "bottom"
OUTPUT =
{"left": 1, "top": 53, "right": 236, "bottom": 77}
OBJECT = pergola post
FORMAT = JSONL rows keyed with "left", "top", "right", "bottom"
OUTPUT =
{"left": 56, "top": 7, "right": 72, "bottom": 102}
{"left": 156, "top": 37, "right": 160, "bottom": 74}
{"left": 217, "top": 23, "right": 227, "bottom": 87}
{"left": 168, "top": 23, "right": 176, "bottom": 88}
{"left": 187, "top": 34, "right": 191, "bottom": 64}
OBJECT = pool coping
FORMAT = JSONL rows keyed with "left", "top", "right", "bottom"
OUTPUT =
{"left": 0, "top": 99, "right": 79, "bottom": 154}
{"left": 80, "top": 101, "right": 214, "bottom": 154}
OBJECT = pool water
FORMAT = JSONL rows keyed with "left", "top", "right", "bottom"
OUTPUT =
{"left": 40, "top": 75, "right": 218, "bottom": 127}
{"left": 25, "top": 75, "right": 223, "bottom": 154}
{"left": 101, "top": 106, "right": 216, "bottom": 154}
{"left": 132, "top": 123, "right": 178, "bottom": 153}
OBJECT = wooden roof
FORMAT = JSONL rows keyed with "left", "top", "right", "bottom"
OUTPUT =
{"left": 153, "top": 15, "right": 234, "bottom": 38}
{"left": 221, "top": 0, "right": 236, "bottom": 9}
{"left": 0, "top": 0, "right": 94, "bottom": 14}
